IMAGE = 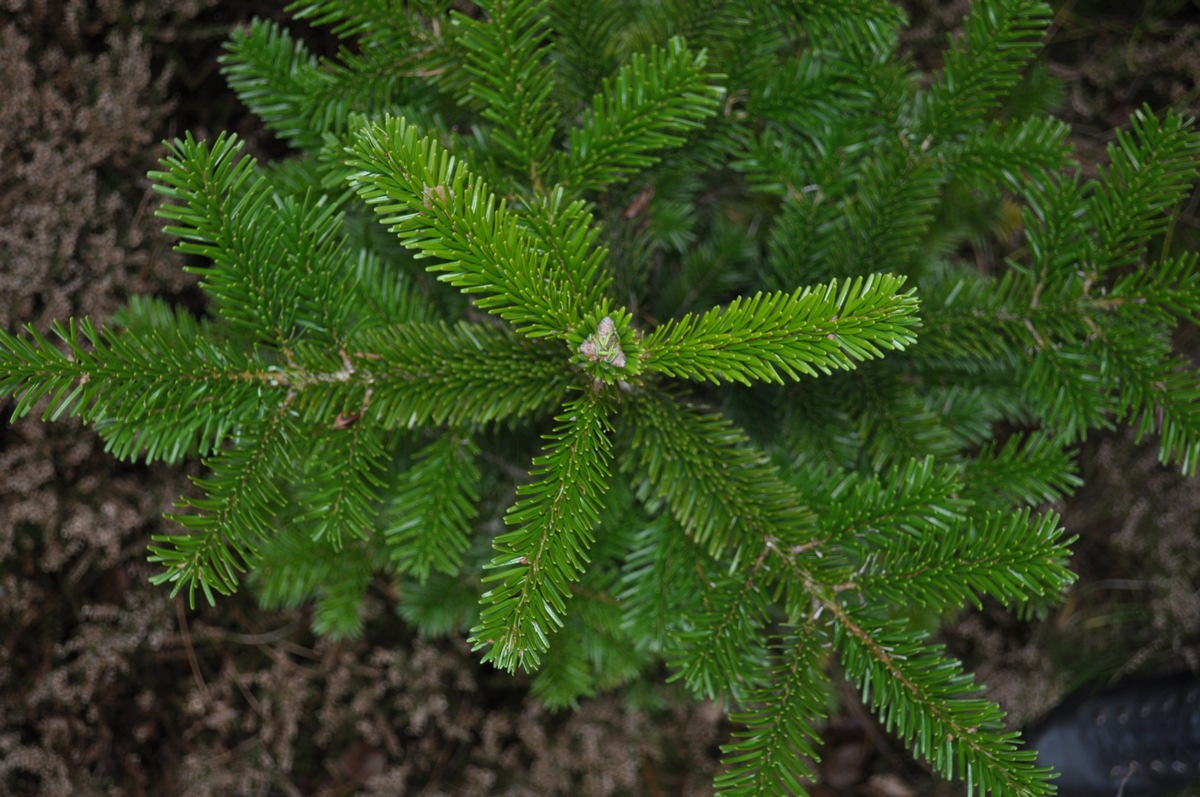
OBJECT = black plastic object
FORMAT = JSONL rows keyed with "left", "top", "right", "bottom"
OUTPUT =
{"left": 1025, "top": 671, "right": 1200, "bottom": 797}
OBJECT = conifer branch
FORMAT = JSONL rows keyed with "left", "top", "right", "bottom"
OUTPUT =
{"left": 715, "top": 627, "right": 828, "bottom": 797}
{"left": 531, "top": 594, "right": 647, "bottom": 710}
{"left": 521, "top": 187, "right": 613, "bottom": 311}
{"left": 399, "top": 567, "right": 486, "bottom": 637}
{"left": 288, "top": 0, "right": 451, "bottom": 41}
{"left": 0, "top": 317, "right": 283, "bottom": 463}
{"left": 914, "top": 267, "right": 1092, "bottom": 366}
{"left": 347, "top": 115, "right": 591, "bottom": 337}
{"left": 765, "top": 177, "right": 853, "bottom": 286}
{"left": 346, "top": 249, "right": 434, "bottom": 327}
{"left": 947, "top": 116, "right": 1072, "bottom": 194}
{"left": 558, "top": 36, "right": 724, "bottom": 191}
{"left": 255, "top": 528, "right": 375, "bottom": 639}
{"left": 962, "top": 432, "right": 1081, "bottom": 508}
{"left": 848, "top": 373, "right": 961, "bottom": 474}
{"left": 224, "top": 11, "right": 450, "bottom": 151}
{"left": 922, "top": 0, "right": 1053, "bottom": 141}
{"left": 854, "top": 509, "right": 1076, "bottom": 612}
{"left": 642, "top": 274, "right": 920, "bottom": 385}
{"left": 1106, "top": 343, "right": 1200, "bottom": 475}
{"left": 152, "top": 133, "right": 355, "bottom": 350}
{"left": 667, "top": 569, "right": 770, "bottom": 699}
{"left": 1110, "top": 251, "right": 1200, "bottom": 329}
{"left": 6, "top": 3, "right": 1200, "bottom": 793}
{"left": 741, "top": 55, "right": 844, "bottom": 148}
{"left": 221, "top": 21, "right": 344, "bottom": 152}
{"left": 308, "top": 548, "right": 375, "bottom": 637}
{"left": 816, "top": 456, "right": 972, "bottom": 544}
{"left": 617, "top": 516, "right": 705, "bottom": 654}
{"left": 150, "top": 408, "right": 300, "bottom": 607}
{"left": 833, "top": 612, "right": 1054, "bottom": 797}
{"left": 292, "top": 422, "right": 390, "bottom": 548}
{"left": 529, "top": 614, "right": 603, "bottom": 710}
{"left": 547, "top": 0, "right": 624, "bottom": 98}
{"left": 151, "top": 133, "right": 284, "bottom": 342}
{"left": 381, "top": 433, "right": 482, "bottom": 581}
{"left": 454, "top": 0, "right": 560, "bottom": 185}
{"left": 1021, "top": 344, "right": 1115, "bottom": 440}
{"left": 472, "top": 393, "right": 614, "bottom": 672}
{"left": 780, "top": 0, "right": 908, "bottom": 48}
{"left": 832, "top": 161, "right": 944, "bottom": 276}
{"left": 1086, "top": 107, "right": 1200, "bottom": 274}
{"left": 620, "top": 389, "right": 817, "bottom": 556}
{"left": 341, "top": 321, "right": 572, "bottom": 428}
{"left": 1021, "top": 172, "right": 1091, "bottom": 278}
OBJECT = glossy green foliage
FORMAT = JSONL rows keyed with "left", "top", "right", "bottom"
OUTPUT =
{"left": 2, "top": 0, "right": 1200, "bottom": 794}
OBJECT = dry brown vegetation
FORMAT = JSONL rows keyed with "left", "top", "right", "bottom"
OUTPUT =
{"left": 2, "top": 1, "right": 1199, "bottom": 794}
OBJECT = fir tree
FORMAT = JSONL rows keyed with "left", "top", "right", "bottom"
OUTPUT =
{"left": 3, "top": 0, "right": 1200, "bottom": 794}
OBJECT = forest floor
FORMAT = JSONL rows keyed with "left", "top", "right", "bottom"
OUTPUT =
{"left": 2, "top": 1, "right": 1200, "bottom": 795}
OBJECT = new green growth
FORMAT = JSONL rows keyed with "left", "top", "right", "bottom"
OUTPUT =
{"left": 3, "top": 1, "right": 1200, "bottom": 794}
